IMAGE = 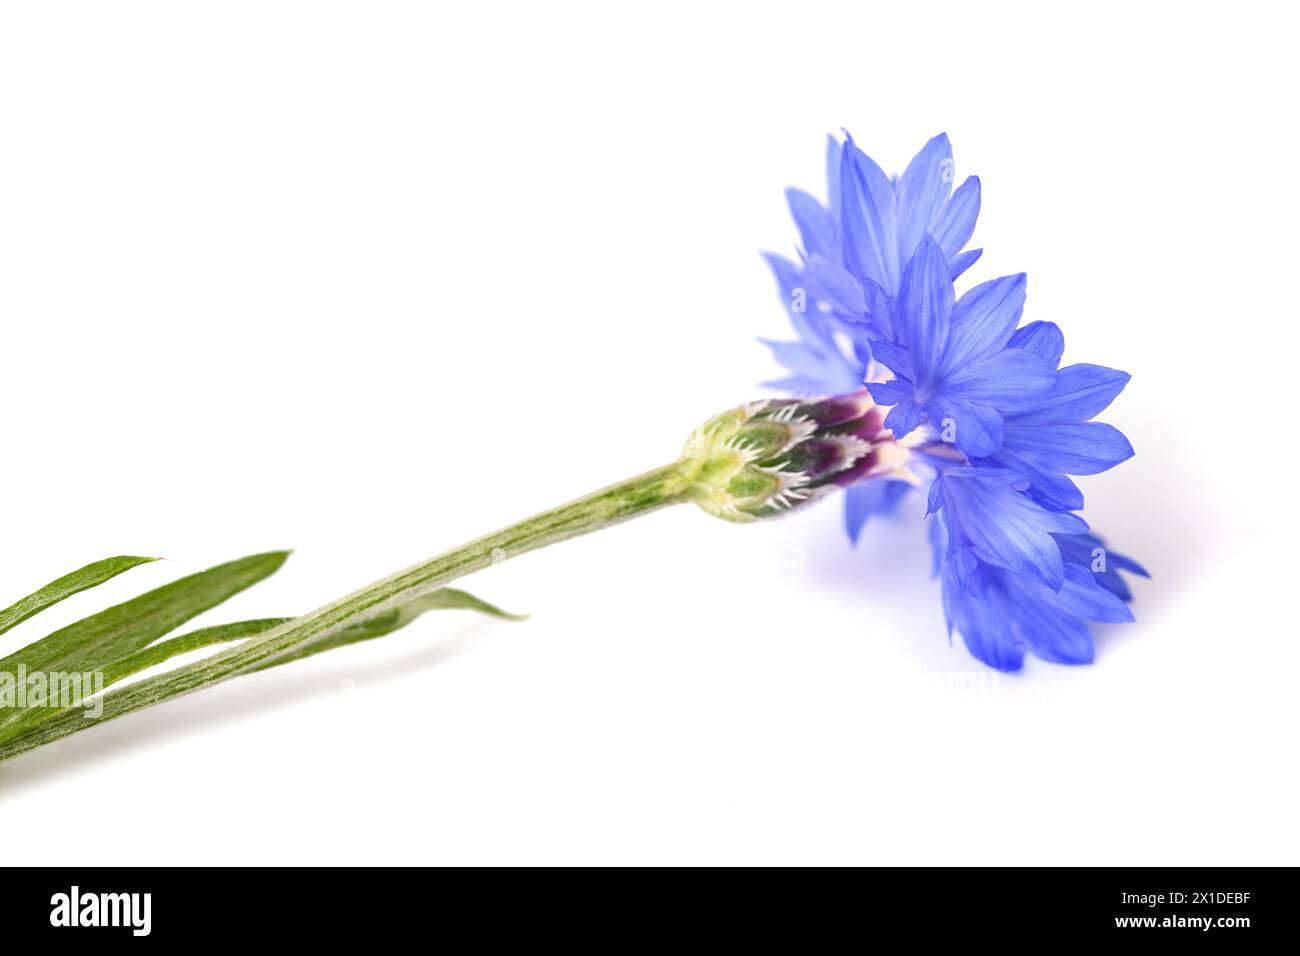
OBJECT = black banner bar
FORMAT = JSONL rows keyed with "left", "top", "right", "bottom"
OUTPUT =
{"left": 3, "top": 867, "right": 1293, "bottom": 943}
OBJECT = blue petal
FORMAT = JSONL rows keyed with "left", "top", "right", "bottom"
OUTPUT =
{"left": 804, "top": 254, "right": 866, "bottom": 317}
{"left": 1011, "top": 364, "right": 1131, "bottom": 426}
{"left": 943, "top": 559, "right": 1104, "bottom": 669}
{"left": 869, "top": 339, "right": 913, "bottom": 379}
{"left": 865, "top": 376, "right": 912, "bottom": 405}
{"left": 1055, "top": 532, "right": 1149, "bottom": 580}
{"left": 941, "top": 539, "right": 1139, "bottom": 670}
{"left": 1054, "top": 531, "right": 1103, "bottom": 566}
{"left": 786, "top": 187, "right": 836, "bottom": 261}
{"left": 1055, "top": 532, "right": 1149, "bottom": 602}
{"left": 894, "top": 237, "right": 954, "bottom": 377}
{"left": 759, "top": 338, "right": 860, "bottom": 391}
{"left": 1003, "top": 421, "right": 1135, "bottom": 475}
{"left": 931, "top": 175, "right": 980, "bottom": 257}
{"left": 1104, "top": 550, "right": 1149, "bottom": 579}
{"left": 839, "top": 135, "right": 901, "bottom": 293}
{"left": 895, "top": 133, "right": 953, "bottom": 264}
{"left": 940, "top": 347, "right": 1057, "bottom": 412}
{"left": 1014, "top": 596, "right": 1095, "bottom": 664}
{"left": 926, "top": 396, "right": 1005, "bottom": 457}
{"left": 962, "top": 622, "right": 1027, "bottom": 671}
{"left": 926, "top": 510, "right": 945, "bottom": 576}
{"left": 762, "top": 250, "right": 803, "bottom": 297}
{"left": 926, "top": 475, "right": 944, "bottom": 515}
{"left": 763, "top": 252, "right": 838, "bottom": 352}
{"left": 1028, "top": 471, "right": 1085, "bottom": 513}
{"left": 935, "top": 468, "right": 1088, "bottom": 590}
{"left": 759, "top": 333, "right": 862, "bottom": 394}
{"left": 843, "top": 480, "right": 911, "bottom": 544}
{"left": 847, "top": 327, "right": 874, "bottom": 370}
{"left": 1052, "top": 564, "right": 1135, "bottom": 624}
{"left": 984, "top": 443, "right": 1086, "bottom": 512}
{"left": 1008, "top": 320, "right": 1065, "bottom": 368}
{"left": 948, "top": 247, "right": 982, "bottom": 280}
{"left": 942, "top": 273, "right": 1028, "bottom": 373}
{"left": 1096, "top": 573, "right": 1133, "bottom": 602}
{"left": 759, "top": 338, "right": 828, "bottom": 377}
{"left": 948, "top": 545, "right": 980, "bottom": 592}
{"left": 942, "top": 570, "right": 1026, "bottom": 671}
{"left": 859, "top": 276, "right": 895, "bottom": 340}
{"left": 882, "top": 398, "right": 928, "bottom": 438}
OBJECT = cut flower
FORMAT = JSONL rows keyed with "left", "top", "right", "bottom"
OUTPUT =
{"left": 760, "top": 130, "right": 1145, "bottom": 670}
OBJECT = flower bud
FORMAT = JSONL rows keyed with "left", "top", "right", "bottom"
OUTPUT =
{"left": 679, "top": 391, "right": 902, "bottom": 522}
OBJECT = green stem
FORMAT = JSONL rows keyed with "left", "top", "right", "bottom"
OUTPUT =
{"left": 0, "top": 463, "right": 691, "bottom": 761}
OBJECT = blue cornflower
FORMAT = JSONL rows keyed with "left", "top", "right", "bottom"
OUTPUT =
{"left": 759, "top": 131, "right": 1145, "bottom": 671}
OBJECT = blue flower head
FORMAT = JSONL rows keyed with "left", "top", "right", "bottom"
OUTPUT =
{"left": 760, "top": 131, "right": 1145, "bottom": 671}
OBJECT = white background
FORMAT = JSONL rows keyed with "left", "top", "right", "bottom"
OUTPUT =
{"left": 1, "top": 1, "right": 1296, "bottom": 865}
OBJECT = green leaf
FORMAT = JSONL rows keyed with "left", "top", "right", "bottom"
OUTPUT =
{"left": 108, "top": 587, "right": 522, "bottom": 684}
{"left": 102, "top": 618, "right": 292, "bottom": 684}
{"left": 0, "top": 556, "right": 159, "bottom": 639}
{"left": 254, "top": 587, "right": 527, "bottom": 669}
{"left": 0, "top": 587, "right": 523, "bottom": 759}
{"left": 413, "top": 588, "right": 529, "bottom": 621}
{"left": 0, "top": 551, "right": 290, "bottom": 739}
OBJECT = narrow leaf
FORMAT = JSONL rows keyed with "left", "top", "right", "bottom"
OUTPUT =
{"left": 99, "top": 587, "right": 523, "bottom": 684}
{"left": 414, "top": 588, "right": 529, "bottom": 621}
{"left": 255, "top": 587, "right": 526, "bottom": 669}
{"left": 0, "top": 556, "right": 159, "bottom": 639}
{"left": 103, "top": 618, "right": 291, "bottom": 684}
{"left": 0, "top": 551, "right": 290, "bottom": 739}
{"left": 0, "top": 588, "right": 523, "bottom": 759}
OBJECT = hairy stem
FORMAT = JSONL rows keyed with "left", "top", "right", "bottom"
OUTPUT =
{"left": 0, "top": 463, "right": 691, "bottom": 761}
